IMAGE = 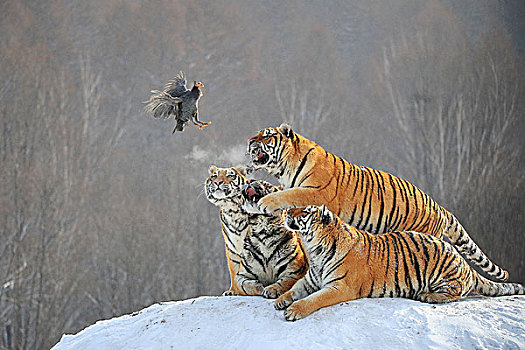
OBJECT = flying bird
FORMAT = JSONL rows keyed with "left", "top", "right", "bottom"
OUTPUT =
{"left": 143, "top": 71, "right": 211, "bottom": 133}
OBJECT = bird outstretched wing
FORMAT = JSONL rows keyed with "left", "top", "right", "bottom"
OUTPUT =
{"left": 143, "top": 90, "right": 182, "bottom": 119}
{"left": 164, "top": 71, "right": 189, "bottom": 97}
{"left": 143, "top": 71, "right": 189, "bottom": 120}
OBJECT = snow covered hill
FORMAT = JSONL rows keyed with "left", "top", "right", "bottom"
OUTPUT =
{"left": 52, "top": 295, "right": 525, "bottom": 350}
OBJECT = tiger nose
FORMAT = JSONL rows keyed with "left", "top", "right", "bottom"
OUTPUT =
{"left": 214, "top": 179, "right": 223, "bottom": 185}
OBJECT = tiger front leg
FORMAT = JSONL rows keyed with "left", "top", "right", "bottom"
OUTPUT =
{"left": 274, "top": 278, "right": 311, "bottom": 310}
{"left": 222, "top": 278, "right": 244, "bottom": 296}
{"left": 258, "top": 188, "right": 328, "bottom": 214}
{"left": 262, "top": 277, "right": 299, "bottom": 299}
{"left": 222, "top": 249, "right": 243, "bottom": 296}
{"left": 222, "top": 290, "right": 238, "bottom": 296}
{"left": 234, "top": 274, "right": 264, "bottom": 296}
{"left": 284, "top": 283, "right": 350, "bottom": 321}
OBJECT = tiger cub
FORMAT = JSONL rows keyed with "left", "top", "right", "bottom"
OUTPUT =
{"left": 248, "top": 123, "right": 509, "bottom": 281}
{"left": 205, "top": 166, "right": 307, "bottom": 297}
{"left": 275, "top": 205, "right": 524, "bottom": 321}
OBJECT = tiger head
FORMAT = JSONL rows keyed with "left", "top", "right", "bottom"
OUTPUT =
{"left": 247, "top": 123, "right": 294, "bottom": 172}
{"left": 205, "top": 165, "right": 250, "bottom": 205}
{"left": 241, "top": 178, "right": 282, "bottom": 214}
{"left": 284, "top": 205, "right": 334, "bottom": 235}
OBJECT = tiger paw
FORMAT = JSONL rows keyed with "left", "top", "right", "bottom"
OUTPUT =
{"left": 258, "top": 194, "right": 284, "bottom": 214}
{"left": 262, "top": 284, "right": 284, "bottom": 299}
{"left": 283, "top": 300, "right": 310, "bottom": 321}
{"left": 241, "top": 281, "right": 264, "bottom": 296}
{"left": 222, "top": 290, "right": 238, "bottom": 296}
{"left": 274, "top": 292, "right": 294, "bottom": 310}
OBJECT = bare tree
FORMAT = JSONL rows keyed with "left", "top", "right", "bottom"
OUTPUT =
{"left": 378, "top": 30, "right": 522, "bottom": 206}
{"left": 376, "top": 28, "right": 524, "bottom": 280}
{"left": 0, "top": 55, "right": 125, "bottom": 349}
{"left": 274, "top": 78, "right": 332, "bottom": 139}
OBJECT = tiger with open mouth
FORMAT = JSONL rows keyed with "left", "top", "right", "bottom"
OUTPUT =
{"left": 205, "top": 166, "right": 307, "bottom": 297}
{"left": 247, "top": 123, "right": 510, "bottom": 282}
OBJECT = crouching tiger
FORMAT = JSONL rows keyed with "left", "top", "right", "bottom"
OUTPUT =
{"left": 275, "top": 205, "right": 524, "bottom": 321}
{"left": 248, "top": 123, "right": 509, "bottom": 281}
{"left": 205, "top": 166, "right": 307, "bottom": 298}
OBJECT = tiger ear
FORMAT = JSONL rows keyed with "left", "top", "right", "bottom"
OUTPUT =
{"left": 320, "top": 205, "right": 333, "bottom": 225}
{"left": 278, "top": 123, "right": 293, "bottom": 138}
{"left": 208, "top": 165, "right": 218, "bottom": 175}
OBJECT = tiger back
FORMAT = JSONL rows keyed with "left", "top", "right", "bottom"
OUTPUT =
{"left": 274, "top": 205, "right": 524, "bottom": 321}
{"left": 247, "top": 123, "right": 509, "bottom": 281}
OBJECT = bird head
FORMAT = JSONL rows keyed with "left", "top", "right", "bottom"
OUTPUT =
{"left": 194, "top": 81, "right": 204, "bottom": 88}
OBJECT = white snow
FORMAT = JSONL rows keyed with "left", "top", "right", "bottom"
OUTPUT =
{"left": 52, "top": 295, "right": 525, "bottom": 350}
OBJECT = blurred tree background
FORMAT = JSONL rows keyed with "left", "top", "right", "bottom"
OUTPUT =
{"left": 1, "top": 1, "right": 524, "bottom": 348}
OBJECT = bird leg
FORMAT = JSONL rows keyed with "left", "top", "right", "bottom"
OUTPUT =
{"left": 192, "top": 120, "right": 212, "bottom": 129}
{"left": 198, "top": 121, "right": 212, "bottom": 129}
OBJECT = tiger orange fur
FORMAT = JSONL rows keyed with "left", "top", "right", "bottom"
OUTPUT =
{"left": 275, "top": 206, "right": 524, "bottom": 321}
{"left": 247, "top": 123, "right": 509, "bottom": 281}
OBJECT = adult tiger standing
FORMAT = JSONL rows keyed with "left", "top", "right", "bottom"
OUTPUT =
{"left": 247, "top": 123, "right": 509, "bottom": 281}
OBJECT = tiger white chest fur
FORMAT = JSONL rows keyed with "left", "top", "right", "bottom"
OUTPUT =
{"left": 219, "top": 199, "right": 250, "bottom": 260}
{"left": 242, "top": 213, "right": 298, "bottom": 285}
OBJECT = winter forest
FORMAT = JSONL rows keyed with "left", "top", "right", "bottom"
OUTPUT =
{"left": 1, "top": 1, "right": 524, "bottom": 349}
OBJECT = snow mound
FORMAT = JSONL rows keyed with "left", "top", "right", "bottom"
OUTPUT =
{"left": 53, "top": 295, "right": 525, "bottom": 350}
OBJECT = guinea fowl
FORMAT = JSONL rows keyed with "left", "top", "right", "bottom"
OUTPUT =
{"left": 143, "top": 71, "right": 211, "bottom": 133}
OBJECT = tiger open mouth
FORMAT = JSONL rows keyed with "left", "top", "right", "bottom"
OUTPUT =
{"left": 249, "top": 145, "right": 270, "bottom": 166}
{"left": 242, "top": 180, "right": 266, "bottom": 204}
{"left": 241, "top": 180, "right": 271, "bottom": 215}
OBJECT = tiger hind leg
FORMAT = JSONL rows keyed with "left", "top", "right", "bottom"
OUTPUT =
{"left": 417, "top": 292, "right": 462, "bottom": 304}
{"left": 417, "top": 276, "right": 470, "bottom": 303}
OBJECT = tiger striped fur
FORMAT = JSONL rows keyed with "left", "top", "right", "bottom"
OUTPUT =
{"left": 275, "top": 205, "right": 524, "bottom": 321}
{"left": 247, "top": 123, "right": 509, "bottom": 281}
{"left": 237, "top": 179, "right": 308, "bottom": 298}
{"left": 205, "top": 166, "right": 307, "bottom": 298}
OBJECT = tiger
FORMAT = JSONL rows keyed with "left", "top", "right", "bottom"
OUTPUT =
{"left": 247, "top": 123, "right": 509, "bottom": 281}
{"left": 274, "top": 205, "right": 524, "bottom": 321}
{"left": 238, "top": 178, "right": 308, "bottom": 298}
{"left": 205, "top": 165, "right": 307, "bottom": 298}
